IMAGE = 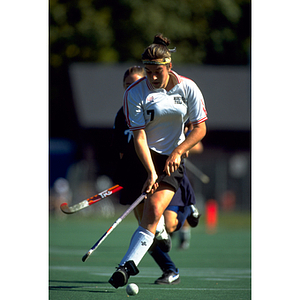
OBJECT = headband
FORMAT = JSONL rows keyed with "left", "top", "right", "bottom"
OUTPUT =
{"left": 142, "top": 57, "right": 172, "bottom": 65}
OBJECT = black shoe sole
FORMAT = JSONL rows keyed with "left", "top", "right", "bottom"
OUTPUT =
{"left": 108, "top": 261, "right": 139, "bottom": 289}
{"left": 109, "top": 268, "right": 128, "bottom": 289}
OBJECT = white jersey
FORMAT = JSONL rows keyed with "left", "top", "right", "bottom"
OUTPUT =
{"left": 123, "top": 70, "right": 208, "bottom": 155}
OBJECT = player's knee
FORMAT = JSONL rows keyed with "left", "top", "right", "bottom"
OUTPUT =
{"left": 164, "top": 210, "right": 178, "bottom": 233}
{"left": 164, "top": 218, "right": 178, "bottom": 233}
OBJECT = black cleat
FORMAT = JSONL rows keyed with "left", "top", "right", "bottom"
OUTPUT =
{"left": 186, "top": 205, "right": 201, "bottom": 228}
{"left": 109, "top": 266, "right": 128, "bottom": 289}
{"left": 108, "top": 260, "right": 139, "bottom": 289}
{"left": 125, "top": 260, "right": 139, "bottom": 276}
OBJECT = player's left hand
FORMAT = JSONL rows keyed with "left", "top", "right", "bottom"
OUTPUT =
{"left": 164, "top": 152, "right": 181, "bottom": 176}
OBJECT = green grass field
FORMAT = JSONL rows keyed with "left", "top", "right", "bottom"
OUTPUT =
{"left": 49, "top": 211, "right": 251, "bottom": 300}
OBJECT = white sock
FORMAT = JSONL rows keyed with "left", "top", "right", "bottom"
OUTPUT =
{"left": 120, "top": 226, "right": 154, "bottom": 267}
{"left": 180, "top": 226, "right": 191, "bottom": 241}
{"left": 155, "top": 215, "right": 169, "bottom": 240}
{"left": 156, "top": 215, "right": 165, "bottom": 233}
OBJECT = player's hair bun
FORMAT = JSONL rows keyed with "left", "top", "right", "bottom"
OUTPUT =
{"left": 141, "top": 34, "right": 172, "bottom": 62}
{"left": 153, "top": 34, "right": 170, "bottom": 47}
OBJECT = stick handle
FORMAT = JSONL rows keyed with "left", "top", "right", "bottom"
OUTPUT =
{"left": 82, "top": 193, "right": 146, "bottom": 262}
{"left": 82, "top": 174, "right": 166, "bottom": 262}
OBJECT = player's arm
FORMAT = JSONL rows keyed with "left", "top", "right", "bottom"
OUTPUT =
{"left": 132, "top": 129, "right": 158, "bottom": 194}
{"left": 183, "top": 121, "right": 204, "bottom": 158}
{"left": 164, "top": 122, "right": 206, "bottom": 176}
{"left": 182, "top": 121, "right": 206, "bottom": 152}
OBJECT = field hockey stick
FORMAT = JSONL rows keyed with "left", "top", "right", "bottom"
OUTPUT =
{"left": 82, "top": 192, "right": 146, "bottom": 262}
{"left": 184, "top": 159, "right": 210, "bottom": 184}
{"left": 60, "top": 185, "right": 123, "bottom": 214}
{"left": 82, "top": 174, "right": 166, "bottom": 262}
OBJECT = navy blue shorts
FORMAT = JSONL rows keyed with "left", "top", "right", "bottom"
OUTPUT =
{"left": 150, "top": 150, "right": 184, "bottom": 192}
{"left": 115, "top": 149, "right": 194, "bottom": 207}
{"left": 167, "top": 166, "right": 196, "bottom": 208}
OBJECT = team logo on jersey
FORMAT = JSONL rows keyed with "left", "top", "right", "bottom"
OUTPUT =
{"left": 146, "top": 95, "right": 154, "bottom": 102}
{"left": 174, "top": 96, "right": 184, "bottom": 104}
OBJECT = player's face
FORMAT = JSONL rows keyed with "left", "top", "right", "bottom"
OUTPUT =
{"left": 123, "top": 74, "right": 143, "bottom": 90}
{"left": 145, "top": 65, "right": 170, "bottom": 90}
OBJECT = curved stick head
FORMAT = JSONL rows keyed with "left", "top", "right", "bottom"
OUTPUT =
{"left": 60, "top": 203, "right": 73, "bottom": 214}
{"left": 82, "top": 253, "right": 90, "bottom": 262}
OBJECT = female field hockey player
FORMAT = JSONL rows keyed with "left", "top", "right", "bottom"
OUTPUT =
{"left": 111, "top": 66, "right": 201, "bottom": 285}
{"left": 109, "top": 34, "right": 207, "bottom": 288}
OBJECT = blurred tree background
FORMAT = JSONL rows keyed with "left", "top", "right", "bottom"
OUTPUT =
{"left": 49, "top": 0, "right": 250, "bottom": 138}
{"left": 49, "top": 0, "right": 251, "bottom": 207}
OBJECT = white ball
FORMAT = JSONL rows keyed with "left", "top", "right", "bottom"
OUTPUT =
{"left": 126, "top": 283, "right": 139, "bottom": 296}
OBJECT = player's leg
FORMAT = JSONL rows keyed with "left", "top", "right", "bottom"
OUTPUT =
{"left": 140, "top": 184, "right": 175, "bottom": 233}
{"left": 179, "top": 170, "right": 201, "bottom": 228}
{"left": 178, "top": 220, "right": 192, "bottom": 250}
{"left": 136, "top": 193, "right": 172, "bottom": 252}
{"left": 109, "top": 151, "right": 184, "bottom": 289}
{"left": 133, "top": 202, "right": 144, "bottom": 224}
{"left": 109, "top": 186, "right": 175, "bottom": 288}
{"left": 149, "top": 244, "right": 180, "bottom": 285}
{"left": 164, "top": 204, "right": 199, "bottom": 233}
{"left": 120, "top": 185, "right": 174, "bottom": 265}
{"left": 164, "top": 209, "right": 179, "bottom": 232}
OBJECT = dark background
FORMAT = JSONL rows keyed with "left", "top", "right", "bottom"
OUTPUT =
{"left": 49, "top": 0, "right": 251, "bottom": 210}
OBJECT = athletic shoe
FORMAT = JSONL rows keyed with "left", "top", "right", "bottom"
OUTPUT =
{"left": 109, "top": 266, "right": 128, "bottom": 288}
{"left": 186, "top": 205, "right": 201, "bottom": 228}
{"left": 108, "top": 260, "right": 139, "bottom": 289}
{"left": 155, "top": 228, "right": 172, "bottom": 252}
{"left": 154, "top": 270, "right": 180, "bottom": 285}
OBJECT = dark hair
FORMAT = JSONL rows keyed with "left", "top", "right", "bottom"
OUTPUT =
{"left": 141, "top": 34, "right": 171, "bottom": 61}
{"left": 123, "top": 66, "right": 146, "bottom": 84}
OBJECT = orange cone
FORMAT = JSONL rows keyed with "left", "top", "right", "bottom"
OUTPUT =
{"left": 206, "top": 199, "right": 218, "bottom": 234}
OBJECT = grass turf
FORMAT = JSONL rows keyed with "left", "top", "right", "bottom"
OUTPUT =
{"left": 49, "top": 211, "right": 251, "bottom": 299}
